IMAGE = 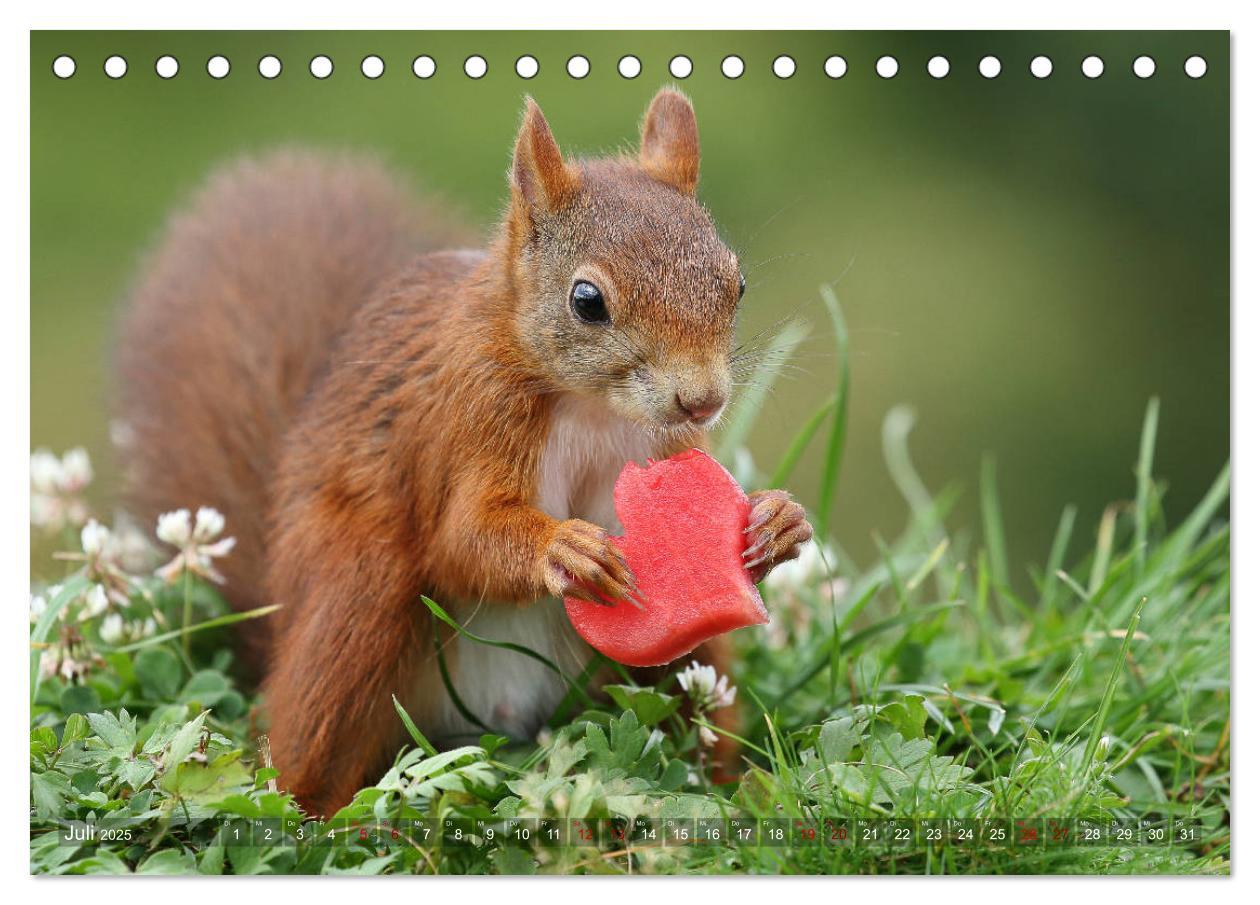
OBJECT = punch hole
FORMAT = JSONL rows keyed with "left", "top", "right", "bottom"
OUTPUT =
{"left": 155, "top": 55, "right": 179, "bottom": 79}
{"left": 259, "top": 56, "right": 283, "bottom": 79}
{"left": 361, "top": 55, "right": 385, "bottom": 79}
{"left": 772, "top": 55, "right": 796, "bottom": 79}
{"left": 412, "top": 56, "right": 436, "bottom": 79}
{"left": 1132, "top": 56, "right": 1156, "bottom": 79}
{"left": 515, "top": 55, "right": 539, "bottom": 79}
{"left": 566, "top": 55, "right": 590, "bottom": 79}
{"left": 979, "top": 55, "right": 1001, "bottom": 79}
{"left": 618, "top": 55, "right": 641, "bottom": 79}
{"left": 1081, "top": 56, "right": 1104, "bottom": 79}
{"left": 52, "top": 55, "right": 76, "bottom": 79}
{"left": 104, "top": 55, "right": 127, "bottom": 79}
{"left": 669, "top": 55, "right": 693, "bottom": 79}
{"left": 1184, "top": 55, "right": 1207, "bottom": 79}
{"left": 308, "top": 56, "right": 332, "bottom": 79}
{"left": 464, "top": 55, "right": 487, "bottom": 79}
{"left": 721, "top": 55, "right": 744, "bottom": 79}
{"left": 876, "top": 55, "right": 899, "bottom": 79}
{"left": 823, "top": 55, "right": 847, "bottom": 79}
{"left": 927, "top": 55, "right": 949, "bottom": 78}
{"left": 1030, "top": 56, "right": 1053, "bottom": 79}
{"left": 207, "top": 56, "right": 230, "bottom": 79}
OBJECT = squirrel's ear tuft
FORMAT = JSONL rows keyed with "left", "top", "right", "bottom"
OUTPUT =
{"left": 639, "top": 88, "right": 700, "bottom": 195}
{"left": 511, "top": 98, "right": 577, "bottom": 216}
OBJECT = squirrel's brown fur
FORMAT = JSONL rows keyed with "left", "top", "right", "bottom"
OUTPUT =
{"left": 116, "top": 90, "right": 812, "bottom": 815}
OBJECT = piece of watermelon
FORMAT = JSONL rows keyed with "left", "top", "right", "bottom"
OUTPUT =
{"left": 563, "top": 448, "right": 768, "bottom": 666}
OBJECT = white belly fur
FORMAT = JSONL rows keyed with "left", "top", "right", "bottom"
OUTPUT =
{"left": 426, "top": 395, "right": 657, "bottom": 744}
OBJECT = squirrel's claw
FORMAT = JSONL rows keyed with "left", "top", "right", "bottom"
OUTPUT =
{"left": 566, "top": 572, "right": 646, "bottom": 611}
{"left": 743, "top": 490, "right": 813, "bottom": 584}
{"left": 744, "top": 489, "right": 792, "bottom": 534}
{"left": 542, "top": 518, "right": 645, "bottom": 610}
{"left": 565, "top": 583, "right": 619, "bottom": 608}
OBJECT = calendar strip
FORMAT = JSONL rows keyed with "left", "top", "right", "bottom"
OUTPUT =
{"left": 53, "top": 816, "right": 1208, "bottom": 850}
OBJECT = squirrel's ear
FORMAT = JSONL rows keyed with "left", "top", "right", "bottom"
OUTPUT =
{"left": 639, "top": 88, "right": 700, "bottom": 195}
{"left": 511, "top": 98, "right": 577, "bottom": 215}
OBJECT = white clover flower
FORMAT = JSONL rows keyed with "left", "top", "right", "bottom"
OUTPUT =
{"left": 677, "top": 660, "right": 737, "bottom": 713}
{"left": 38, "top": 650, "right": 59, "bottom": 680}
{"left": 53, "top": 517, "right": 145, "bottom": 610}
{"left": 156, "top": 506, "right": 236, "bottom": 585}
{"left": 30, "top": 448, "right": 93, "bottom": 531}
{"left": 59, "top": 448, "right": 93, "bottom": 493}
{"left": 678, "top": 661, "right": 717, "bottom": 698}
{"left": 193, "top": 507, "right": 226, "bottom": 543}
{"left": 156, "top": 509, "right": 193, "bottom": 547}
{"left": 83, "top": 584, "right": 110, "bottom": 618}
{"left": 29, "top": 594, "right": 47, "bottom": 623}
{"left": 698, "top": 725, "right": 720, "bottom": 748}
{"left": 80, "top": 519, "right": 111, "bottom": 557}
{"left": 98, "top": 613, "right": 157, "bottom": 646}
{"left": 59, "top": 656, "right": 86, "bottom": 682}
{"left": 99, "top": 612, "right": 126, "bottom": 645}
{"left": 711, "top": 676, "right": 737, "bottom": 710}
{"left": 30, "top": 450, "right": 62, "bottom": 494}
{"left": 30, "top": 495, "right": 60, "bottom": 530}
{"left": 49, "top": 644, "right": 94, "bottom": 682}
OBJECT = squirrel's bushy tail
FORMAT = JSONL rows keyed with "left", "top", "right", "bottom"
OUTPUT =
{"left": 115, "top": 150, "right": 456, "bottom": 671}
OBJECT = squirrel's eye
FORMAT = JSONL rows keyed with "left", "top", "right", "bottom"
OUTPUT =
{"left": 570, "top": 280, "right": 609, "bottom": 324}
{"left": 738, "top": 273, "right": 747, "bottom": 299}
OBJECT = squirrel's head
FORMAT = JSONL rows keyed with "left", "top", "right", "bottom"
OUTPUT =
{"left": 504, "top": 89, "right": 742, "bottom": 432}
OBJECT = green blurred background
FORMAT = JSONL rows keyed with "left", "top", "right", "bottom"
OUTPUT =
{"left": 30, "top": 31, "right": 1229, "bottom": 576}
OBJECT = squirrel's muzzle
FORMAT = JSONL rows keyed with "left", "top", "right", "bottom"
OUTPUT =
{"left": 675, "top": 388, "right": 728, "bottom": 425}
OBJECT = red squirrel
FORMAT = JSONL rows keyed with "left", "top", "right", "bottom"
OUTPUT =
{"left": 117, "top": 89, "right": 813, "bottom": 816}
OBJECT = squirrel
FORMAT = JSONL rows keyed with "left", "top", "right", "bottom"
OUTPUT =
{"left": 116, "top": 89, "right": 813, "bottom": 816}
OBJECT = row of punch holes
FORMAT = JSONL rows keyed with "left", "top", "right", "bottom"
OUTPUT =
{"left": 52, "top": 52, "right": 1211, "bottom": 82}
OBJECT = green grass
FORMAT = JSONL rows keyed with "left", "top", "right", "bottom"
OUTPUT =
{"left": 29, "top": 300, "right": 1229, "bottom": 875}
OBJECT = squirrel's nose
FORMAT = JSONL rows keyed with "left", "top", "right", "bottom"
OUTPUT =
{"left": 675, "top": 389, "right": 727, "bottom": 424}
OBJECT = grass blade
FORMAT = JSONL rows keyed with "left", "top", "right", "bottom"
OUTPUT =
{"left": 432, "top": 628, "right": 493, "bottom": 733}
{"left": 980, "top": 453, "right": 1009, "bottom": 591}
{"left": 973, "top": 555, "right": 994, "bottom": 665}
{"left": 29, "top": 574, "right": 91, "bottom": 703}
{"left": 1078, "top": 597, "right": 1146, "bottom": 789}
{"left": 1039, "top": 504, "right": 1077, "bottom": 609}
{"left": 769, "top": 394, "right": 836, "bottom": 488}
{"left": 1133, "top": 398, "right": 1160, "bottom": 570}
{"left": 716, "top": 318, "right": 809, "bottom": 463}
{"left": 393, "top": 694, "right": 439, "bottom": 757}
{"left": 816, "top": 284, "right": 851, "bottom": 540}
{"left": 1149, "top": 465, "right": 1229, "bottom": 576}
{"left": 883, "top": 407, "right": 941, "bottom": 541}
{"left": 111, "top": 603, "right": 281, "bottom": 653}
{"left": 1087, "top": 505, "right": 1118, "bottom": 597}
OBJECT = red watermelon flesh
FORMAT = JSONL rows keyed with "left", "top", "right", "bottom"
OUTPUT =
{"left": 564, "top": 448, "right": 768, "bottom": 667}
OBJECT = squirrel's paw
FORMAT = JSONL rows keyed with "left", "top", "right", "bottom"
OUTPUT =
{"left": 542, "top": 519, "right": 645, "bottom": 609}
{"left": 743, "top": 490, "right": 813, "bottom": 584}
